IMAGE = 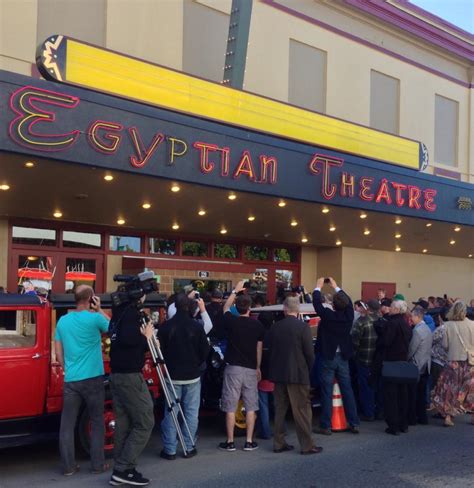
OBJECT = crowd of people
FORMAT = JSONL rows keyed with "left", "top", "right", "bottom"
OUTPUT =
{"left": 46, "top": 279, "right": 474, "bottom": 486}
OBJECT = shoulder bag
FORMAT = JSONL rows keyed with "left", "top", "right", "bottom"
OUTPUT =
{"left": 382, "top": 361, "right": 419, "bottom": 384}
{"left": 453, "top": 323, "right": 474, "bottom": 366}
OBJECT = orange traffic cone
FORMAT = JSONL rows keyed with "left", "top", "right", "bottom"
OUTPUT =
{"left": 331, "top": 380, "right": 347, "bottom": 431}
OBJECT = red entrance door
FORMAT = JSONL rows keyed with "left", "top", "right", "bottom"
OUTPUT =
{"left": 361, "top": 282, "right": 396, "bottom": 302}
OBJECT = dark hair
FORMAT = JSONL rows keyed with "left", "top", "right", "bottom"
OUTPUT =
{"left": 235, "top": 294, "right": 252, "bottom": 315}
{"left": 175, "top": 293, "right": 191, "bottom": 313}
{"left": 253, "top": 295, "right": 265, "bottom": 307}
{"left": 333, "top": 291, "right": 349, "bottom": 311}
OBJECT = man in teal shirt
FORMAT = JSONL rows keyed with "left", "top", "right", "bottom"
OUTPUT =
{"left": 55, "top": 285, "right": 109, "bottom": 476}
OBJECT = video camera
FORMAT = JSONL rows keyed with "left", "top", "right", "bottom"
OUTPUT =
{"left": 111, "top": 270, "right": 159, "bottom": 307}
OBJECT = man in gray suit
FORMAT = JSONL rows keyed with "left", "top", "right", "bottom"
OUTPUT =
{"left": 268, "top": 296, "right": 322, "bottom": 455}
{"left": 408, "top": 306, "right": 433, "bottom": 425}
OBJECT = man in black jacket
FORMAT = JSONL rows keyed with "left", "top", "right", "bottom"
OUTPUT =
{"left": 313, "top": 277, "right": 360, "bottom": 435}
{"left": 269, "top": 296, "right": 322, "bottom": 455}
{"left": 158, "top": 293, "right": 210, "bottom": 460}
{"left": 109, "top": 300, "right": 155, "bottom": 487}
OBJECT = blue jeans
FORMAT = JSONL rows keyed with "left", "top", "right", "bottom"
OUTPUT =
{"left": 320, "top": 353, "right": 360, "bottom": 429}
{"left": 356, "top": 362, "right": 375, "bottom": 418}
{"left": 256, "top": 390, "right": 273, "bottom": 438}
{"left": 161, "top": 380, "right": 201, "bottom": 454}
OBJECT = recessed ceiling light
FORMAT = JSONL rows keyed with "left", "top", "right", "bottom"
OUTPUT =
{"left": 27, "top": 256, "right": 38, "bottom": 261}
{"left": 395, "top": 218, "right": 402, "bottom": 224}
{"left": 172, "top": 223, "right": 180, "bottom": 230}
{"left": 24, "top": 161, "right": 35, "bottom": 168}
{"left": 301, "top": 237, "right": 308, "bottom": 243}
{"left": 426, "top": 223, "right": 432, "bottom": 227}
{"left": 228, "top": 193, "right": 237, "bottom": 200}
{"left": 360, "top": 213, "right": 367, "bottom": 219}
{"left": 335, "top": 240, "right": 342, "bottom": 246}
{"left": 142, "top": 203, "right": 151, "bottom": 209}
{"left": 469, "top": 254, "right": 473, "bottom": 258}
{"left": 395, "top": 233, "right": 402, "bottom": 239}
{"left": 53, "top": 211, "right": 62, "bottom": 218}
{"left": 395, "top": 246, "right": 401, "bottom": 252}
{"left": 198, "top": 210, "right": 206, "bottom": 216}
{"left": 329, "top": 226, "right": 336, "bottom": 232}
{"left": 117, "top": 218, "right": 125, "bottom": 225}
{"left": 322, "top": 207, "right": 329, "bottom": 214}
{"left": 104, "top": 174, "right": 114, "bottom": 181}
{"left": 363, "top": 230, "right": 371, "bottom": 236}
{"left": 220, "top": 228, "right": 228, "bottom": 234}
{"left": 454, "top": 226, "right": 461, "bottom": 232}
{"left": 290, "top": 220, "right": 298, "bottom": 227}
{"left": 449, "top": 239, "right": 455, "bottom": 245}
{"left": 422, "top": 249, "right": 428, "bottom": 253}
{"left": 248, "top": 216, "right": 256, "bottom": 222}
{"left": 278, "top": 200, "right": 286, "bottom": 207}
{"left": 171, "top": 184, "right": 180, "bottom": 193}
{"left": 0, "top": 184, "right": 10, "bottom": 191}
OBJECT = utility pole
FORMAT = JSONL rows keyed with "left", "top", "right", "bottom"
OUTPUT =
{"left": 222, "top": 0, "right": 253, "bottom": 89}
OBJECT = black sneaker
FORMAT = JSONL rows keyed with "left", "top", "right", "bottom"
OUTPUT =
{"left": 183, "top": 448, "right": 197, "bottom": 458}
{"left": 109, "top": 480, "right": 124, "bottom": 487}
{"left": 160, "top": 450, "right": 176, "bottom": 461}
{"left": 218, "top": 441, "right": 236, "bottom": 451}
{"left": 111, "top": 468, "right": 150, "bottom": 486}
{"left": 243, "top": 441, "right": 259, "bottom": 451}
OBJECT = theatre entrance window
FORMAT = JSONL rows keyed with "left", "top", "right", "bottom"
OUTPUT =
{"left": 12, "top": 226, "right": 56, "bottom": 247}
{"left": 109, "top": 235, "right": 141, "bottom": 253}
{"left": 214, "top": 243, "right": 238, "bottom": 259}
{"left": 63, "top": 231, "right": 102, "bottom": 249}
{"left": 17, "top": 255, "right": 55, "bottom": 293}
{"left": 276, "top": 269, "right": 294, "bottom": 304}
{"left": 273, "top": 248, "right": 297, "bottom": 263}
{"left": 173, "top": 279, "right": 231, "bottom": 295}
{"left": 149, "top": 238, "right": 177, "bottom": 255}
{"left": 244, "top": 246, "right": 269, "bottom": 261}
{"left": 65, "top": 257, "right": 97, "bottom": 292}
{"left": 182, "top": 241, "right": 208, "bottom": 257}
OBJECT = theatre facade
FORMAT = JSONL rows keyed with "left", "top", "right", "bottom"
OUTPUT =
{"left": 0, "top": 31, "right": 473, "bottom": 303}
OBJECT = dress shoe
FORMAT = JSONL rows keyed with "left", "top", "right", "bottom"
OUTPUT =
{"left": 273, "top": 444, "right": 294, "bottom": 453}
{"left": 183, "top": 448, "right": 197, "bottom": 459}
{"left": 385, "top": 428, "right": 399, "bottom": 436}
{"left": 313, "top": 427, "right": 332, "bottom": 436}
{"left": 301, "top": 446, "right": 323, "bottom": 455}
{"left": 348, "top": 425, "right": 360, "bottom": 434}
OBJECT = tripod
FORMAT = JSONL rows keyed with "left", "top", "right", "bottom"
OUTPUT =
{"left": 140, "top": 313, "right": 195, "bottom": 456}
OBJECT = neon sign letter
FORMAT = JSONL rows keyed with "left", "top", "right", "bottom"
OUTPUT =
{"left": 309, "top": 153, "right": 343, "bottom": 200}
{"left": 128, "top": 127, "right": 164, "bottom": 168}
{"left": 87, "top": 120, "right": 123, "bottom": 154}
{"left": 9, "top": 86, "right": 80, "bottom": 152}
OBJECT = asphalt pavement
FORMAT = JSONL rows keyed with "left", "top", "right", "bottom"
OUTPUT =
{"left": 1, "top": 414, "right": 473, "bottom": 488}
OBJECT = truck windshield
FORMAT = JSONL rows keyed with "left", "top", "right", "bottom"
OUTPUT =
{"left": 0, "top": 310, "right": 36, "bottom": 349}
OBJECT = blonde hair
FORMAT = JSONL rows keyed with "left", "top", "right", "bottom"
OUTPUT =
{"left": 446, "top": 301, "right": 467, "bottom": 321}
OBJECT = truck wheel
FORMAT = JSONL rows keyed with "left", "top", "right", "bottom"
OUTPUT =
{"left": 78, "top": 393, "right": 115, "bottom": 456}
{"left": 221, "top": 399, "right": 247, "bottom": 436}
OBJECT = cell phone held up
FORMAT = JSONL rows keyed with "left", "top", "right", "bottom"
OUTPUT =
{"left": 323, "top": 278, "right": 331, "bottom": 284}
{"left": 194, "top": 292, "right": 200, "bottom": 300}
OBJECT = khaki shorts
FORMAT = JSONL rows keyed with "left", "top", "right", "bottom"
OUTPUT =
{"left": 221, "top": 365, "right": 259, "bottom": 413}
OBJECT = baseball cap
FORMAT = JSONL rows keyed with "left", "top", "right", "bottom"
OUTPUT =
{"left": 380, "top": 298, "right": 392, "bottom": 307}
{"left": 412, "top": 299, "right": 429, "bottom": 310}
{"left": 367, "top": 299, "right": 381, "bottom": 312}
{"left": 211, "top": 289, "right": 223, "bottom": 299}
{"left": 393, "top": 293, "right": 405, "bottom": 301}
{"left": 183, "top": 284, "right": 194, "bottom": 294}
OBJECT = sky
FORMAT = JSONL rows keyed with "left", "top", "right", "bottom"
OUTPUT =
{"left": 410, "top": 0, "right": 474, "bottom": 34}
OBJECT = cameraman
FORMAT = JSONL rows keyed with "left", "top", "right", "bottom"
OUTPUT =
{"left": 109, "top": 297, "right": 155, "bottom": 487}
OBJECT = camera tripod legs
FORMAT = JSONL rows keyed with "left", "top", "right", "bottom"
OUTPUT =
{"left": 145, "top": 333, "right": 196, "bottom": 457}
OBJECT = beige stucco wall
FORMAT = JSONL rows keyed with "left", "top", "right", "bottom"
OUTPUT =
{"left": 316, "top": 247, "right": 343, "bottom": 285}
{"left": 341, "top": 246, "right": 474, "bottom": 303}
{"left": 106, "top": 254, "right": 123, "bottom": 293}
{"left": 0, "top": 219, "right": 8, "bottom": 288}
{"left": 300, "top": 246, "right": 318, "bottom": 290}
{"left": 245, "top": 0, "right": 472, "bottom": 180}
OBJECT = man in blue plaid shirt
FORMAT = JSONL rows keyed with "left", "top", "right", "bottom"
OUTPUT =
{"left": 351, "top": 299, "right": 380, "bottom": 421}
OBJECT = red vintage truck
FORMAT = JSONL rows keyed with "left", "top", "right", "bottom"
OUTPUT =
{"left": 0, "top": 293, "right": 166, "bottom": 453}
